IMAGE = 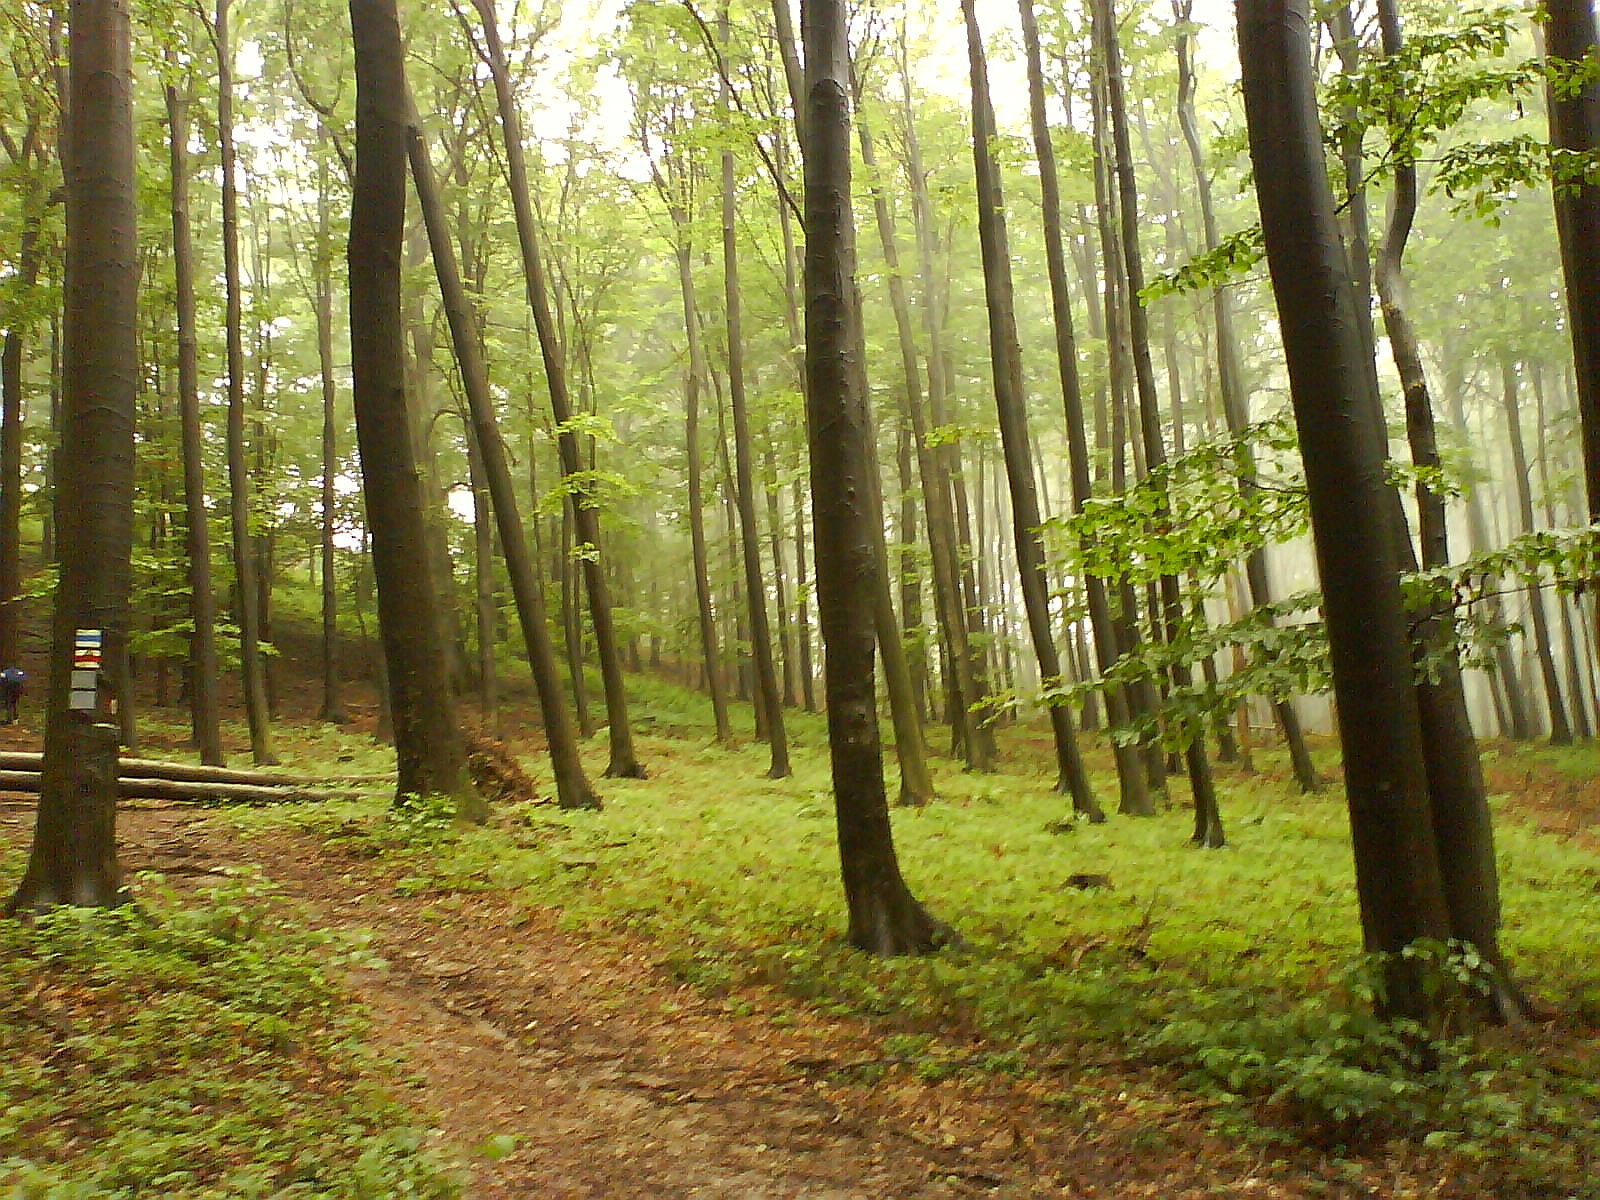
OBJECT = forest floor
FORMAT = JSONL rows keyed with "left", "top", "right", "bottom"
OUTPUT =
{"left": 2, "top": 638, "right": 1599, "bottom": 1198}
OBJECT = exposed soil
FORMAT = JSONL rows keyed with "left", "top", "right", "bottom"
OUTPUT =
{"left": 0, "top": 636, "right": 1588, "bottom": 1198}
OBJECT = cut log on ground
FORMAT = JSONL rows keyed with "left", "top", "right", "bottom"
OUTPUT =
{"left": 0, "top": 752, "right": 391, "bottom": 789}
{"left": 0, "top": 770, "right": 387, "bottom": 806}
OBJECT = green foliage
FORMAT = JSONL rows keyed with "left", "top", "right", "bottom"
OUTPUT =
{"left": 0, "top": 869, "right": 462, "bottom": 1199}
{"left": 1142, "top": 225, "right": 1265, "bottom": 301}
{"left": 246, "top": 713, "right": 1600, "bottom": 1193}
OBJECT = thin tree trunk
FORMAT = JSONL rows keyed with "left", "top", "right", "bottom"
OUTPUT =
{"left": 1098, "top": 0, "right": 1217, "bottom": 842}
{"left": 720, "top": 1, "right": 789, "bottom": 779}
{"left": 405, "top": 96, "right": 600, "bottom": 811}
{"left": 964, "top": 0, "right": 1100, "bottom": 820}
{"left": 1020, "top": 0, "right": 1150, "bottom": 814}
{"left": 1500, "top": 357, "right": 1573, "bottom": 744}
{"left": 165, "top": 65, "right": 224, "bottom": 766}
{"left": 214, "top": 0, "right": 275, "bottom": 765}
{"left": 314, "top": 138, "right": 346, "bottom": 726}
{"left": 675, "top": 240, "right": 734, "bottom": 741}
{"left": 469, "top": 0, "right": 644, "bottom": 778}
{"left": 793, "top": 475, "right": 816, "bottom": 712}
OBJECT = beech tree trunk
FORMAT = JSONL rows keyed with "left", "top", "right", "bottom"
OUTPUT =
{"left": 313, "top": 137, "right": 347, "bottom": 726}
{"left": 721, "top": 3, "right": 789, "bottom": 778}
{"left": 1500, "top": 357, "right": 1573, "bottom": 744}
{"left": 9, "top": 0, "right": 138, "bottom": 912}
{"left": 802, "top": 0, "right": 949, "bottom": 955}
{"left": 1543, "top": 0, "right": 1600, "bottom": 530}
{"left": 470, "top": 0, "right": 643, "bottom": 779}
{"left": 1239, "top": 0, "right": 1470, "bottom": 1022}
{"left": 165, "top": 67, "right": 225, "bottom": 766}
{"left": 1172, "top": 0, "right": 1318, "bottom": 791}
{"left": 1020, "top": 0, "right": 1151, "bottom": 816}
{"left": 1098, "top": 0, "right": 1217, "bottom": 841}
{"left": 675, "top": 240, "right": 734, "bottom": 741}
{"left": 347, "top": 0, "right": 483, "bottom": 821}
{"left": 406, "top": 98, "right": 601, "bottom": 812}
{"left": 213, "top": 0, "right": 276, "bottom": 766}
{"left": 964, "top": 0, "right": 1101, "bottom": 819}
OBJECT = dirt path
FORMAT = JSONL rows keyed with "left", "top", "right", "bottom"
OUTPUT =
{"left": 7, "top": 801, "right": 1352, "bottom": 1199}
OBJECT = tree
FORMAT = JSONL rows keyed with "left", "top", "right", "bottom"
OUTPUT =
{"left": 164, "top": 51, "right": 224, "bottom": 766}
{"left": 347, "top": 0, "right": 484, "bottom": 822}
{"left": 208, "top": 0, "right": 276, "bottom": 766}
{"left": 1018, "top": 0, "right": 1151, "bottom": 816}
{"left": 1238, "top": 0, "right": 1516, "bottom": 1022}
{"left": 465, "top": 0, "right": 645, "bottom": 780}
{"left": 962, "top": 0, "right": 1102, "bottom": 821}
{"left": 718, "top": 0, "right": 788, "bottom": 779}
{"left": 8, "top": 0, "right": 138, "bottom": 912}
{"left": 1542, "top": 0, "right": 1600, "bottom": 530}
{"left": 802, "top": 0, "right": 947, "bottom": 954}
{"left": 405, "top": 92, "right": 602, "bottom": 812}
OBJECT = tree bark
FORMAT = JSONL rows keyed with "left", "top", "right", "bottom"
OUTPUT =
{"left": 1499, "top": 357, "right": 1574, "bottom": 744}
{"left": 1542, "top": 0, "right": 1600, "bottom": 532}
{"left": 405, "top": 99, "right": 601, "bottom": 812}
{"left": 9, "top": 0, "right": 138, "bottom": 912}
{"left": 1239, "top": 0, "right": 1459, "bottom": 1022}
{"left": 165, "top": 66, "right": 225, "bottom": 767}
{"left": 347, "top": 0, "right": 484, "bottom": 821}
{"left": 314, "top": 136, "right": 347, "bottom": 726}
{"left": 1172, "top": 0, "right": 1318, "bottom": 791}
{"left": 1098, "top": 0, "right": 1217, "bottom": 841}
{"left": 214, "top": 0, "right": 276, "bottom": 766}
{"left": 720, "top": 2, "right": 789, "bottom": 778}
{"left": 675, "top": 240, "right": 734, "bottom": 742}
{"left": 469, "top": 0, "right": 643, "bottom": 778}
{"left": 1020, "top": 0, "right": 1151, "bottom": 815}
{"left": 802, "top": 0, "right": 949, "bottom": 955}
{"left": 963, "top": 0, "right": 1101, "bottom": 820}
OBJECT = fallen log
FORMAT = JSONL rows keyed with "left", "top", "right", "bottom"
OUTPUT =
{"left": 0, "top": 770, "right": 388, "bottom": 805}
{"left": 0, "top": 751, "right": 391, "bottom": 789}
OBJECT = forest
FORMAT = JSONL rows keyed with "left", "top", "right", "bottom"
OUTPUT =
{"left": 2, "top": 0, "right": 1599, "bottom": 1195}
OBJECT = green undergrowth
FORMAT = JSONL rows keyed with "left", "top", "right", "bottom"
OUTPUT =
{"left": 236, "top": 690, "right": 1599, "bottom": 1193}
{"left": 0, "top": 858, "right": 462, "bottom": 1200}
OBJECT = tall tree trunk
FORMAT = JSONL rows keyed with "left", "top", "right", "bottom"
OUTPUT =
{"left": 675, "top": 240, "right": 734, "bottom": 741}
{"left": 898, "top": 35, "right": 997, "bottom": 770}
{"left": 1172, "top": 0, "right": 1317, "bottom": 790}
{"left": 1542, "top": 0, "right": 1600, "bottom": 532}
{"left": 1443, "top": 359, "right": 1533, "bottom": 739}
{"left": 466, "top": 421, "right": 499, "bottom": 733}
{"left": 963, "top": 0, "right": 1101, "bottom": 819}
{"left": 470, "top": 0, "right": 644, "bottom": 778}
{"left": 1239, "top": 0, "right": 1484, "bottom": 1023}
{"left": 406, "top": 97, "right": 600, "bottom": 811}
{"left": 165, "top": 66, "right": 225, "bottom": 766}
{"left": 347, "top": 0, "right": 483, "bottom": 821}
{"left": 214, "top": 0, "right": 275, "bottom": 766}
{"left": 1020, "top": 0, "right": 1150, "bottom": 815}
{"left": 561, "top": 494, "right": 594, "bottom": 736}
{"left": 1099, "top": 0, "right": 1217, "bottom": 841}
{"left": 1373, "top": 0, "right": 1517, "bottom": 1008}
{"left": 793, "top": 475, "right": 816, "bottom": 712}
{"left": 9, "top": 0, "right": 138, "bottom": 912}
{"left": 802, "top": 0, "right": 949, "bottom": 954}
{"left": 720, "top": 2, "right": 789, "bottom": 779}
{"left": 314, "top": 139, "right": 346, "bottom": 725}
{"left": 1500, "top": 357, "right": 1574, "bottom": 744}
{"left": 763, "top": 443, "right": 797, "bottom": 708}
{"left": 0, "top": 132, "right": 41, "bottom": 674}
